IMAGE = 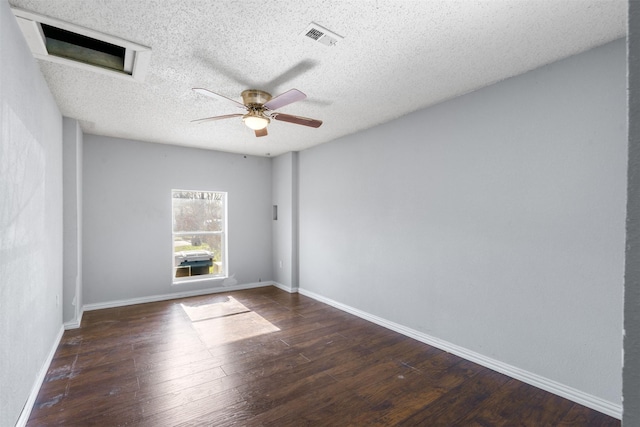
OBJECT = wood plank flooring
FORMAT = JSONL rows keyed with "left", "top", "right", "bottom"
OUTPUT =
{"left": 27, "top": 286, "right": 620, "bottom": 426}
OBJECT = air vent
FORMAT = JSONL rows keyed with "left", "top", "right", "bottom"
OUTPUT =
{"left": 11, "top": 7, "right": 151, "bottom": 82}
{"left": 301, "top": 22, "right": 343, "bottom": 47}
{"left": 305, "top": 28, "right": 324, "bottom": 41}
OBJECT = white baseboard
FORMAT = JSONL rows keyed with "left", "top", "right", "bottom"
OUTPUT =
{"left": 16, "top": 325, "right": 64, "bottom": 427}
{"left": 272, "top": 282, "right": 298, "bottom": 293}
{"left": 298, "top": 288, "right": 622, "bottom": 420}
{"left": 83, "top": 281, "right": 273, "bottom": 311}
{"left": 63, "top": 309, "right": 84, "bottom": 330}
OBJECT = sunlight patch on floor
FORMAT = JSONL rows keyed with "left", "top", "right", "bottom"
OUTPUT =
{"left": 180, "top": 296, "right": 249, "bottom": 322}
{"left": 181, "top": 296, "right": 280, "bottom": 346}
{"left": 192, "top": 311, "right": 280, "bottom": 346}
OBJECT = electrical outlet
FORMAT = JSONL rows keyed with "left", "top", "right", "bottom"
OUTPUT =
{"left": 56, "top": 294, "right": 59, "bottom": 307}
{"left": 279, "top": 260, "right": 283, "bottom": 268}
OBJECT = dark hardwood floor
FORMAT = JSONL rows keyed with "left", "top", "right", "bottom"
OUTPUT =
{"left": 27, "top": 286, "right": 620, "bottom": 426}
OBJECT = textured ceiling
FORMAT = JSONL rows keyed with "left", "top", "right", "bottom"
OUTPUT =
{"left": 8, "top": 0, "right": 627, "bottom": 157}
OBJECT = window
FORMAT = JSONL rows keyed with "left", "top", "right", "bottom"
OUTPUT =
{"left": 172, "top": 190, "right": 227, "bottom": 282}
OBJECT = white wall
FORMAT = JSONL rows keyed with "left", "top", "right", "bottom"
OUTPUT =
{"left": 0, "top": 2, "right": 64, "bottom": 425}
{"left": 82, "top": 135, "right": 273, "bottom": 305}
{"left": 625, "top": 2, "right": 640, "bottom": 425}
{"left": 272, "top": 152, "right": 298, "bottom": 290}
{"left": 63, "top": 118, "right": 83, "bottom": 325}
{"left": 299, "top": 39, "right": 626, "bottom": 408}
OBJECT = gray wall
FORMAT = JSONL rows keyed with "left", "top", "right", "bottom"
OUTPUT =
{"left": 63, "top": 118, "right": 83, "bottom": 325}
{"left": 299, "top": 39, "right": 626, "bottom": 405}
{"left": 82, "top": 135, "right": 273, "bottom": 305}
{"left": 625, "top": 1, "right": 640, "bottom": 425}
{"left": 272, "top": 151, "right": 299, "bottom": 290}
{"left": 0, "top": 2, "right": 64, "bottom": 425}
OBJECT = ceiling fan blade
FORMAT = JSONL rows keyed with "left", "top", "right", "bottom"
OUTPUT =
{"left": 255, "top": 128, "right": 268, "bottom": 137}
{"left": 264, "top": 89, "right": 306, "bottom": 111}
{"left": 192, "top": 88, "right": 246, "bottom": 109}
{"left": 191, "top": 113, "right": 244, "bottom": 124}
{"left": 271, "top": 113, "right": 322, "bottom": 128}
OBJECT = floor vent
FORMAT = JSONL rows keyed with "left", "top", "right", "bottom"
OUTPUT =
{"left": 11, "top": 7, "right": 151, "bottom": 82}
{"left": 301, "top": 22, "right": 343, "bottom": 47}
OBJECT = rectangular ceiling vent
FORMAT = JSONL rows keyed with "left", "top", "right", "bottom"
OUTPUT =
{"left": 301, "top": 22, "right": 343, "bottom": 47}
{"left": 10, "top": 7, "right": 151, "bottom": 82}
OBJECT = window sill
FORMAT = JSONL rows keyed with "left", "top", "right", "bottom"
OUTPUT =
{"left": 172, "top": 275, "right": 228, "bottom": 286}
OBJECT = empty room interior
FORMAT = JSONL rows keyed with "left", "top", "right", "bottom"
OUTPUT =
{"left": 3, "top": 0, "right": 640, "bottom": 425}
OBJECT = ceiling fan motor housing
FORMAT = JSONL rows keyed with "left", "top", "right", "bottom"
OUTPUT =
{"left": 241, "top": 89, "right": 272, "bottom": 107}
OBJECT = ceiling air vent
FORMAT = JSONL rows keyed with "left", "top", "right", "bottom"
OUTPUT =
{"left": 301, "top": 22, "right": 343, "bottom": 47}
{"left": 11, "top": 7, "right": 151, "bottom": 82}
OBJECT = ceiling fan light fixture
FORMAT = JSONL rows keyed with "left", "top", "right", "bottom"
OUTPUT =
{"left": 243, "top": 113, "right": 270, "bottom": 130}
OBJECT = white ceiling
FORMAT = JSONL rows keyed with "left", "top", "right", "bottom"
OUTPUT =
{"left": 8, "top": 0, "right": 627, "bottom": 157}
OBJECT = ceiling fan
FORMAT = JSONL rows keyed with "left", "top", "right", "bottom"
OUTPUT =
{"left": 191, "top": 88, "right": 323, "bottom": 137}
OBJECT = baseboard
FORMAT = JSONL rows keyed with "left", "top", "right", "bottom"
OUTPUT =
{"left": 63, "top": 309, "right": 84, "bottom": 330}
{"left": 16, "top": 325, "right": 64, "bottom": 427}
{"left": 272, "top": 282, "right": 298, "bottom": 293}
{"left": 83, "top": 281, "right": 273, "bottom": 311}
{"left": 298, "top": 288, "right": 622, "bottom": 420}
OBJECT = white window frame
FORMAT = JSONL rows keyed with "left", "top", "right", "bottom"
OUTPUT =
{"left": 172, "top": 189, "right": 228, "bottom": 284}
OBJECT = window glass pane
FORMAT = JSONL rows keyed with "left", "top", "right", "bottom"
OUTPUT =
{"left": 172, "top": 191, "right": 224, "bottom": 233}
{"left": 173, "top": 234, "right": 224, "bottom": 277}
